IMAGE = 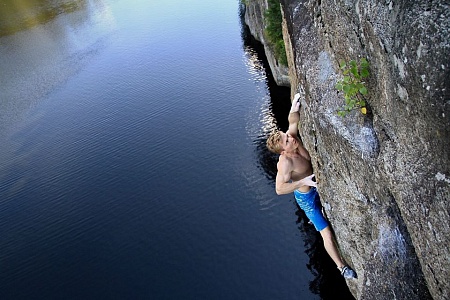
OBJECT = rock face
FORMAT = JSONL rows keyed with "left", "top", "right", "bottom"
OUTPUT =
{"left": 245, "top": 0, "right": 450, "bottom": 299}
{"left": 243, "top": 0, "right": 291, "bottom": 86}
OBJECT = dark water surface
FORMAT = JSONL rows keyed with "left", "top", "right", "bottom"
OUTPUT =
{"left": 0, "top": 0, "right": 353, "bottom": 299}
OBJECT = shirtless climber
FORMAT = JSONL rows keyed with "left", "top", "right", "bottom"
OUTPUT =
{"left": 266, "top": 93, "right": 356, "bottom": 279}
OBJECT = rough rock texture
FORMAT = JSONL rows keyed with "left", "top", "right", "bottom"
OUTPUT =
{"left": 246, "top": 0, "right": 450, "bottom": 299}
{"left": 243, "top": 0, "right": 291, "bottom": 86}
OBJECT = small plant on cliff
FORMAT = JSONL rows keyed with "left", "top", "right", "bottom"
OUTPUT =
{"left": 335, "top": 58, "right": 370, "bottom": 117}
{"left": 264, "top": 0, "right": 288, "bottom": 66}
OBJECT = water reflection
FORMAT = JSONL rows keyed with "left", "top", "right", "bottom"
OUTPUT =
{"left": 240, "top": 13, "right": 290, "bottom": 182}
{"left": 0, "top": 0, "right": 115, "bottom": 135}
{"left": 240, "top": 7, "right": 354, "bottom": 299}
{"left": 0, "top": 0, "right": 114, "bottom": 37}
{"left": 0, "top": 0, "right": 87, "bottom": 36}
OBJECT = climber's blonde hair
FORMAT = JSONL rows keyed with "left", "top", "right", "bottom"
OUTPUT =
{"left": 266, "top": 130, "right": 283, "bottom": 154}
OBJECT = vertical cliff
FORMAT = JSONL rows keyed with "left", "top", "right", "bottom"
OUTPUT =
{"left": 244, "top": 1, "right": 449, "bottom": 299}
{"left": 243, "top": 0, "right": 291, "bottom": 86}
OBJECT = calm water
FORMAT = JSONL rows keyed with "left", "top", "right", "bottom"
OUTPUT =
{"left": 0, "top": 1, "right": 353, "bottom": 299}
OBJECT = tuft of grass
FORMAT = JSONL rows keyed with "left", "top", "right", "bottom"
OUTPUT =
{"left": 264, "top": 0, "right": 287, "bottom": 66}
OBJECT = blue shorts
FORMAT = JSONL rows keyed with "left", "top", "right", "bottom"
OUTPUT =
{"left": 294, "top": 187, "right": 328, "bottom": 231}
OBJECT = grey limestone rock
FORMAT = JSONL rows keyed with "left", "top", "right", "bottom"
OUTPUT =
{"left": 245, "top": 0, "right": 450, "bottom": 299}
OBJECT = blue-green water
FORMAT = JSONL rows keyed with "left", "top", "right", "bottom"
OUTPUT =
{"left": 0, "top": 1, "right": 353, "bottom": 299}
